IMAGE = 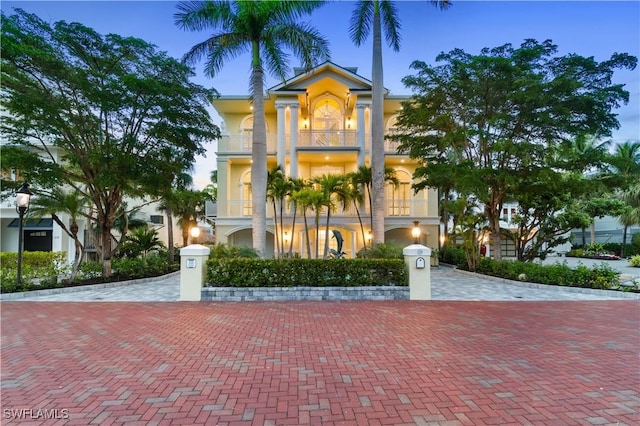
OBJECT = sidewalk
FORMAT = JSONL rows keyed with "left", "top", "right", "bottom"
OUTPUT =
{"left": 2, "top": 267, "right": 638, "bottom": 302}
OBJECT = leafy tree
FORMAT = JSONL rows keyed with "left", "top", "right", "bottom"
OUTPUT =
{"left": 508, "top": 173, "right": 592, "bottom": 261}
{"left": 1, "top": 10, "right": 219, "bottom": 277}
{"left": 349, "top": 0, "right": 450, "bottom": 245}
{"left": 393, "top": 39, "right": 637, "bottom": 260}
{"left": 176, "top": 0, "right": 330, "bottom": 257}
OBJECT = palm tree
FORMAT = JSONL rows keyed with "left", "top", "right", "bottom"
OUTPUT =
{"left": 608, "top": 140, "right": 640, "bottom": 190}
{"left": 344, "top": 172, "right": 368, "bottom": 250}
{"left": 620, "top": 184, "right": 640, "bottom": 257}
{"left": 292, "top": 187, "right": 324, "bottom": 258}
{"left": 313, "top": 174, "right": 345, "bottom": 258}
{"left": 351, "top": 165, "right": 398, "bottom": 238}
{"left": 28, "top": 188, "right": 88, "bottom": 281}
{"left": 120, "top": 227, "right": 166, "bottom": 260}
{"left": 157, "top": 171, "right": 193, "bottom": 263}
{"left": 287, "top": 177, "right": 307, "bottom": 256}
{"left": 267, "top": 165, "right": 291, "bottom": 258}
{"left": 349, "top": 0, "right": 450, "bottom": 245}
{"left": 176, "top": 1, "right": 330, "bottom": 257}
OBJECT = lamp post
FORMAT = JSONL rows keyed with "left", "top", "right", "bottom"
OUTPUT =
{"left": 15, "top": 182, "right": 33, "bottom": 286}
{"left": 411, "top": 220, "right": 421, "bottom": 244}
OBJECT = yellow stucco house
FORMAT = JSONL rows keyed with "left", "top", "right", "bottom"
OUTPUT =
{"left": 212, "top": 62, "right": 439, "bottom": 258}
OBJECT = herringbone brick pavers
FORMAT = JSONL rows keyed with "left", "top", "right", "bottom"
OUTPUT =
{"left": 1, "top": 301, "right": 638, "bottom": 425}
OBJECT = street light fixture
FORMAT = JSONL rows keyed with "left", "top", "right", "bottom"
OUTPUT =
{"left": 411, "top": 220, "right": 421, "bottom": 244}
{"left": 15, "top": 182, "right": 33, "bottom": 286}
{"left": 190, "top": 226, "right": 201, "bottom": 245}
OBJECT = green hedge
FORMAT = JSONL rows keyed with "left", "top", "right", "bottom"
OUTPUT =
{"left": 1, "top": 251, "right": 68, "bottom": 293}
{"left": 474, "top": 257, "right": 620, "bottom": 290}
{"left": 206, "top": 258, "right": 407, "bottom": 287}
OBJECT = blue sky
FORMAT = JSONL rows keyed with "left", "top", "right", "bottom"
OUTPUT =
{"left": 3, "top": 1, "right": 639, "bottom": 188}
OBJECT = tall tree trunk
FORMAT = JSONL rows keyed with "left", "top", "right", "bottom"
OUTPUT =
{"left": 303, "top": 209, "right": 311, "bottom": 259}
{"left": 251, "top": 49, "right": 267, "bottom": 257}
{"left": 621, "top": 225, "right": 628, "bottom": 257}
{"left": 370, "top": 4, "right": 385, "bottom": 245}
{"left": 323, "top": 211, "right": 331, "bottom": 258}
{"left": 354, "top": 201, "right": 367, "bottom": 252}
{"left": 590, "top": 222, "right": 596, "bottom": 244}
{"left": 288, "top": 202, "right": 297, "bottom": 257}
{"left": 272, "top": 200, "right": 280, "bottom": 258}
{"left": 165, "top": 206, "right": 175, "bottom": 263}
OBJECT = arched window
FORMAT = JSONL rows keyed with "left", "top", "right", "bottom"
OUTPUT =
{"left": 386, "top": 169, "right": 411, "bottom": 216}
{"left": 312, "top": 98, "right": 342, "bottom": 146}
{"left": 241, "top": 171, "right": 252, "bottom": 216}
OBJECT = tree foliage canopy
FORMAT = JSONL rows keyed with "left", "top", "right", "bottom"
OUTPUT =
{"left": 1, "top": 9, "right": 220, "bottom": 275}
{"left": 391, "top": 39, "right": 636, "bottom": 260}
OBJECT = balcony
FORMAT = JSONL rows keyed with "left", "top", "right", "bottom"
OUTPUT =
{"left": 217, "top": 131, "right": 402, "bottom": 154}
{"left": 218, "top": 135, "right": 277, "bottom": 154}
{"left": 298, "top": 130, "right": 357, "bottom": 149}
{"left": 221, "top": 199, "right": 429, "bottom": 219}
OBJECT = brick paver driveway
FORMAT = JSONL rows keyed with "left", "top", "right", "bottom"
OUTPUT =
{"left": 1, "top": 301, "right": 638, "bottom": 425}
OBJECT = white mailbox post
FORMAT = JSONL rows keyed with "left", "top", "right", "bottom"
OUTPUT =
{"left": 179, "top": 244, "right": 210, "bottom": 301}
{"left": 403, "top": 244, "right": 432, "bottom": 300}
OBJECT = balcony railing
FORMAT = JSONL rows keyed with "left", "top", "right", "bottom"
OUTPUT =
{"left": 222, "top": 199, "right": 429, "bottom": 218}
{"left": 218, "top": 135, "right": 277, "bottom": 153}
{"left": 217, "top": 131, "right": 401, "bottom": 154}
{"left": 298, "top": 130, "right": 357, "bottom": 148}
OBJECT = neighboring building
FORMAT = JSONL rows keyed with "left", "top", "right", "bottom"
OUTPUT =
{"left": 211, "top": 62, "right": 440, "bottom": 258}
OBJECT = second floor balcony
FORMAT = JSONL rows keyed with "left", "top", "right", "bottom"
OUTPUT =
{"left": 221, "top": 199, "right": 430, "bottom": 219}
{"left": 217, "top": 132, "right": 403, "bottom": 155}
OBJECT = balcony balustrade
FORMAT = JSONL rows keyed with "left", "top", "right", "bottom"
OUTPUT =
{"left": 222, "top": 199, "right": 429, "bottom": 218}
{"left": 217, "top": 131, "right": 401, "bottom": 153}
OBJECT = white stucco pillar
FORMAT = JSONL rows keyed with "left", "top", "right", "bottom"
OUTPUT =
{"left": 276, "top": 103, "right": 287, "bottom": 167}
{"left": 179, "top": 244, "right": 210, "bottom": 301}
{"left": 403, "top": 244, "right": 432, "bottom": 300}
{"left": 289, "top": 103, "right": 299, "bottom": 178}
{"left": 356, "top": 103, "right": 367, "bottom": 167}
{"left": 217, "top": 158, "right": 229, "bottom": 218}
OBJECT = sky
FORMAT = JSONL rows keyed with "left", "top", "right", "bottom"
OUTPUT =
{"left": 2, "top": 0, "right": 639, "bottom": 189}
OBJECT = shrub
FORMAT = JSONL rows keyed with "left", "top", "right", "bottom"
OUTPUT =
{"left": 356, "top": 242, "right": 404, "bottom": 259}
{"left": 207, "top": 258, "right": 407, "bottom": 287}
{"left": 472, "top": 257, "right": 620, "bottom": 290}
{"left": 208, "top": 243, "right": 259, "bottom": 259}
{"left": 439, "top": 246, "right": 467, "bottom": 268}
{"left": 1, "top": 251, "right": 67, "bottom": 293}
{"left": 629, "top": 255, "right": 640, "bottom": 267}
{"left": 112, "top": 252, "right": 175, "bottom": 279}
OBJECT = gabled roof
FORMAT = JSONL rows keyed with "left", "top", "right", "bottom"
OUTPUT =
{"left": 268, "top": 61, "right": 386, "bottom": 94}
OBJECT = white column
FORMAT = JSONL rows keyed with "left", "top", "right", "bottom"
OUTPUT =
{"left": 179, "top": 244, "right": 211, "bottom": 301}
{"left": 356, "top": 103, "right": 367, "bottom": 167}
{"left": 217, "top": 158, "right": 229, "bottom": 218}
{"left": 276, "top": 103, "right": 286, "bottom": 167}
{"left": 403, "top": 244, "right": 432, "bottom": 300}
{"left": 289, "top": 103, "right": 299, "bottom": 178}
